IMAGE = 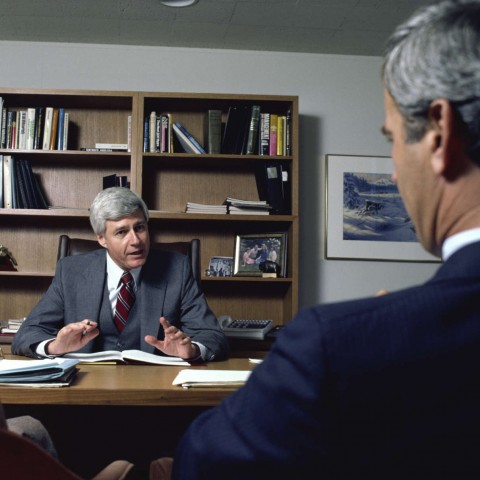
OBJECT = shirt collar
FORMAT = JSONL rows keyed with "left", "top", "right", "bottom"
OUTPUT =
{"left": 106, "top": 252, "right": 142, "bottom": 289}
{"left": 442, "top": 228, "right": 480, "bottom": 261}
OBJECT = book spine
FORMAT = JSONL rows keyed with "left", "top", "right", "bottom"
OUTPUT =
{"left": 3, "top": 155, "right": 13, "bottom": 208}
{"left": 143, "top": 116, "right": 149, "bottom": 152}
{"left": 285, "top": 109, "right": 292, "bottom": 156}
{"left": 57, "top": 108, "right": 65, "bottom": 151}
{"left": 269, "top": 114, "right": 278, "bottom": 156}
{"left": 205, "top": 109, "right": 222, "bottom": 154}
{"left": 127, "top": 115, "right": 132, "bottom": 153}
{"left": 1, "top": 106, "right": 7, "bottom": 148}
{"left": 260, "top": 113, "right": 270, "bottom": 155}
{"left": 172, "top": 123, "right": 201, "bottom": 154}
{"left": 42, "top": 107, "right": 53, "bottom": 150}
{"left": 246, "top": 105, "right": 261, "bottom": 155}
{"left": 18, "top": 110, "right": 27, "bottom": 150}
{"left": 160, "top": 114, "right": 168, "bottom": 153}
{"left": 62, "top": 112, "right": 69, "bottom": 150}
{"left": 26, "top": 108, "right": 36, "bottom": 150}
{"left": 34, "top": 107, "right": 45, "bottom": 150}
{"left": 149, "top": 111, "right": 157, "bottom": 153}
{"left": 174, "top": 122, "right": 206, "bottom": 154}
{"left": 49, "top": 108, "right": 59, "bottom": 151}
{"left": 277, "top": 115, "right": 285, "bottom": 156}
{"left": 155, "top": 116, "right": 161, "bottom": 152}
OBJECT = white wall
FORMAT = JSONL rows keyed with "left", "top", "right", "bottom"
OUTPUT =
{"left": 0, "top": 41, "right": 438, "bottom": 309}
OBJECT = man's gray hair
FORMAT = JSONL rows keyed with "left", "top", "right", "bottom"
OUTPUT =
{"left": 89, "top": 187, "right": 149, "bottom": 235}
{"left": 382, "top": 0, "right": 480, "bottom": 161}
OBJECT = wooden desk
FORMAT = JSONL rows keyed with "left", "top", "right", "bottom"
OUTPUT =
{"left": 1, "top": 356, "right": 257, "bottom": 477}
{"left": 0, "top": 357, "right": 254, "bottom": 406}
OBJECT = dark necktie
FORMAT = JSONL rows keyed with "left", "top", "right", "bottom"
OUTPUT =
{"left": 114, "top": 271, "right": 135, "bottom": 333}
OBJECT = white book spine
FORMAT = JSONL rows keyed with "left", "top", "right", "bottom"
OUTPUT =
{"left": 42, "top": 107, "right": 53, "bottom": 150}
{"left": 26, "top": 108, "right": 36, "bottom": 150}
{"left": 62, "top": 112, "right": 69, "bottom": 151}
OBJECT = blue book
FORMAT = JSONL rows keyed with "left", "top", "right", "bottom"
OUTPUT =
{"left": 174, "top": 122, "right": 206, "bottom": 154}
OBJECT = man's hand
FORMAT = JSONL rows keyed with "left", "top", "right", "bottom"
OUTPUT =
{"left": 145, "top": 316, "right": 200, "bottom": 360}
{"left": 46, "top": 319, "right": 99, "bottom": 356}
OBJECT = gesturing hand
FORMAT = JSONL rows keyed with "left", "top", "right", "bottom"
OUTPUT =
{"left": 145, "top": 316, "right": 200, "bottom": 360}
{"left": 47, "top": 319, "right": 99, "bottom": 356}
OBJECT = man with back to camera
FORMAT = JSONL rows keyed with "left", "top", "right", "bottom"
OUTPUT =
{"left": 169, "top": 1, "right": 480, "bottom": 478}
{"left": 12, "top": 187, "right": 230, "bottom": 362}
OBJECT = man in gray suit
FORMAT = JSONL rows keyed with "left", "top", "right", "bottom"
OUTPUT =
{"left": 12, "top": 187, "right": 229, "bottom": 362}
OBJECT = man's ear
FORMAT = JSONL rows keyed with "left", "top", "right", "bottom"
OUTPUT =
{"left": 97, "top": 234, "right": 107, "bottom": 248}
{"left": 428, "top": 99, "right": 464, "bottom": 178}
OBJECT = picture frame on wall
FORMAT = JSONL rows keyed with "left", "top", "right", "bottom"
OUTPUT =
{"left": 234, "top": 232, "right": 288, "bottom": 277}
{"left": 325, "top": 154, "right": 440, "bottom": 262}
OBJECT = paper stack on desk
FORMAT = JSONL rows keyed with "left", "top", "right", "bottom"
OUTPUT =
{"left": 172, "top": 369, "right": 251, "bottom": 388}
{"left": 0, "top": 358, "right": 79, "bottom": 387}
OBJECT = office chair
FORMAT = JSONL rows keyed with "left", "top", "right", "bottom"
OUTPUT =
{"left": 57, "top": 235, "right": 201, "bottom": 285}
{"left": 0, "top": 405, "right": 139, "bottom": 480}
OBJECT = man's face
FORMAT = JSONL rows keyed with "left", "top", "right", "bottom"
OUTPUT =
{"left": 96, "top": 209, "right": 150, "bottom": 271}
{"left": 383, "top": 90, "right": 439, "bottom": 253}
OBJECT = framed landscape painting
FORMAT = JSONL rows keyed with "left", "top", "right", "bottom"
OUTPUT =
{"left": 325, "top": 154, "right": 440, "bottom": 262}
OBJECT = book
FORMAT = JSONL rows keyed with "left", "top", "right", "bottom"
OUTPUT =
{"left": 149, "top": 111, "right": 157, "bottom": 153}
{"left": 14, "top": 157, "right": 29, "bottom": 208}
{"left": 0, "top": 155, "right": 3, "bottom": 207}
{"left": 173, "top": 122, "right": 206, "bottom": 154}
{"left": 172, "top": 123, "right": 204, "bottom": 154}
{"left": 204, "top": 109, "right": 222, "bottom": 154}
{"left": 17, "top": 110, "right": 27, "bottom": 150}
{"left": 63, "top": 349, "right": 191, "bottom": 366}
{"left": 42, "top": 107, "right": 53, "bottom": 150}
{"left": 10, "top": 156, "right": 18, "bottom": 208}
{"left": 269, "top": 114, "right": 278, "bottom": 156}
{"left": 62, "top": 111, "right": 69, "bottom": 150}
{"left": 26, "top": 108, "right": 36, "bottom": 150}
{"left": 23, "top": 159, "right": 49, "bottom": 209}
{"left": 95, "top": 143, "right": 128, "bottom": 150}
{"left": 172, "top": 369, "right": 251, "bottom": 388}
{"left": 246, "top": 105, "right": 261, "bottom": 155}
{"left": 0, "top": 358, "right": 79, "bottom": 383}
{"left": 3, "top": 155, "right": 13, "bottom": 208}
{"left": 56, "top": 108, "right": 65, "bottom": 150}
{"left": 34, "top": 107, "right": 45, "bottom": 150}
{"left": 277, "top": 115, "right": 286, "bottom": 156}
{"left": 221, "top": 106, "right": 240, "bottom": 154}
{"left": 260, "top": 112, "right": 270, "bottom": 155}
{"left": 255, "top": 160, "right": 290, "bottom": 215}
{"left": 49, "top": 108, "right": 59, "bottom": 150}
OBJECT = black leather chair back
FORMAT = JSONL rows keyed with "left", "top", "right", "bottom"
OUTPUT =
{"left": 57, "top": 235, "right": 201, "bottom": 285}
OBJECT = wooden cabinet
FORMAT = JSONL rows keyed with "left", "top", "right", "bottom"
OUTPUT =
{"left": 0, "top": 88, "right": 299, "bottom": 350}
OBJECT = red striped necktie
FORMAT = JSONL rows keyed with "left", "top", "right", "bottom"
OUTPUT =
{"left": 113, "top": 271, "right": 135, "bottom": 332}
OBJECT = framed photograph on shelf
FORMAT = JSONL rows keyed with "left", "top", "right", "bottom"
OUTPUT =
{"left": 234, "top": 233, "right": 288, "bottom": 277}
{"left": 325, "top": 154, "right": 439, "bottom": 262}
{"left": 206, "top": 256, "right": 234, "bottom": 277}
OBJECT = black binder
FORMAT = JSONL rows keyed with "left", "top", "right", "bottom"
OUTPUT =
{"left": 255, "top": 160, "right": 291, "bottom": 215}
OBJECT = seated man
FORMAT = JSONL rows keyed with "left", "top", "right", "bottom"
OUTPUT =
{"left": 170, "top": 1, "right": 480, "bottom": 478}
{"left": 12, "top": 187, "right": 230, "bottom": 362}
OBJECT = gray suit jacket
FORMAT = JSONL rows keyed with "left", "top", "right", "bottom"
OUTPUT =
{"left": 12, "top": 248, "right": 230, "bottom": 361}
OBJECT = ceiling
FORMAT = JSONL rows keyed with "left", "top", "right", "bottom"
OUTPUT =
{"left": 0, "top": 0, "right": 433, "bottom": 56}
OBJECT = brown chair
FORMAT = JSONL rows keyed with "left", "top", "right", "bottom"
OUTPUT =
{"left": 57, "top": 235, "right": 201, "bottom": 285}
{"left": 0, "top": 404, "right": 139, "bottom": 480}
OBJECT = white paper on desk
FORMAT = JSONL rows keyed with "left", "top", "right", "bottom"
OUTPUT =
{"left": 172, "top": 369, "right": 251, "bottom": 388}
{"left": 0, "top": 358, "right": 78, "bottom": 374}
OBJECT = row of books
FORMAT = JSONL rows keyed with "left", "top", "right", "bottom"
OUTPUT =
{"left": 144, "top": 106, "right": 292, "bottom": 157}
{"left": 220, "top": 106, "right": 292, "bottom": 156}
{"left": 144, "top": 112, "right": 207, "bottom": 155}
{"left": 1, "top": 155, "right": 49, "bottom": 209}
{"left": 0, "top": 317, "right": 25, "bottom": 344}
{"left": 0, "top": 98, "right": 70, "bottom": 151}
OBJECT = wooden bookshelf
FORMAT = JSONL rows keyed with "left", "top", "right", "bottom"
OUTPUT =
{"left": 0, "top": 88, "right": 299, "bottom": 355}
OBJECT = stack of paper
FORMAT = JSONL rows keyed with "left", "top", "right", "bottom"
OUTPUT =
{"left": 0, "top": 358, "right": 79, "bottom": 387}
{"left": 224, "top": 197, "right": 271, "bottom": 215}
{"left": 172, "top": 369, "right": 251, "bottom": 388}
{"left": 185, "top": 202, "right": 227, "bottom": 214}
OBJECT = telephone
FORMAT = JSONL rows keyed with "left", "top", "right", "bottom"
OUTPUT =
{"left": 218, "top": 315, "right": 273, "bottom": 340}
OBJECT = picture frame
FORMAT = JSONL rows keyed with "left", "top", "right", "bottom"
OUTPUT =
{"left": 325, "top": 154, "right": 439, "bottom": 262}
{"left": 207, "top": 256, "right": 234, "bottom": 277}
{"left": 234, "top": 233, "right": 288, "bottom": 277}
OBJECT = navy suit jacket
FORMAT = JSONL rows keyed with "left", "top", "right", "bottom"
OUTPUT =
{"left": 173, "top": 242, "right": 480, "bottom": 479}
{"left": 12, "top": 248, "right": 230, "bottom": 361}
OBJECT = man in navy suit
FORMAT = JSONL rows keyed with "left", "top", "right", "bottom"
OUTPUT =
{"left": 171, "top": 1, "right": 480, "bottom": 478}
{"left": 12, "top": 187, "right": 229, "bottom": 362}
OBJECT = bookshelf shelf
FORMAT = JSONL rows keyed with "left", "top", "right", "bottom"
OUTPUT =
{"left": 0, "top": 88, "right": 299, "bottom": 354}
